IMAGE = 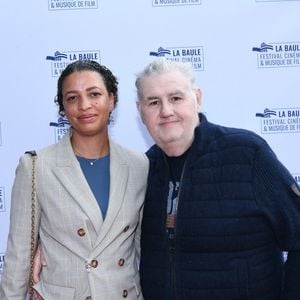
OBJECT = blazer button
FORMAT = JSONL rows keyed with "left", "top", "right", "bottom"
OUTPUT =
{"left": 123, "top": 225, "right": 129, "bottom": 232}
{"left": 122, "top": 289, "right": 128, "bottom": 298}
{"left": 91, "top": 259, "right": 98, "bottom": 268}
{"left": 77, "top": 228, "right": 86, "bottom": 237}
{"left": 118, "top": 258, "right": 125, "bottom": 266}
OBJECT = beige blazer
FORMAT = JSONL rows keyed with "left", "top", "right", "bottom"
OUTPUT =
{"left": 0, "top": 132, "right": 149, "bottom": 300}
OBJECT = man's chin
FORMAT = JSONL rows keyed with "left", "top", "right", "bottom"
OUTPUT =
{"left": 156, "top": 136, "right": 180, "bottom": 149}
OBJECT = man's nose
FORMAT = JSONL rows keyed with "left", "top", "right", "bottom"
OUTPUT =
{"left": 160, "top": 101, "right": 173, "bottom": 116}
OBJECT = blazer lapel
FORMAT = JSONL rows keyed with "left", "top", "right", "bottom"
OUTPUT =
{"left": 91, "top": 139, "right": 129, "bottom": 253}
{"left": 52, "top": 133, "right": 103, "bottom": 234}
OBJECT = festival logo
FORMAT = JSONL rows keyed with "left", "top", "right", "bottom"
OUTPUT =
{"left": 49, "top": 117, "right": 71, "bottom": 142}
{"left": 46, "top": 50, "right": 101, "bottom": 76}
{"left": 152, "top": 0, "right": 201, "bottom": 6}
{"left": 252, "top": 42, "right": 300, "bottom": 68}
{"left": 149, "top": 46, "right": 204, "bottom": 71}
{"left": 0, "top": 121, "right": 2, "bottom": 146}
{"left": 255, "top": 0, "right": 300, "bottom": 2}
{"left": 294, "top": 173, "right": 300, "bottom": 186}
{"left": 48, "top": 0, "right": 98, "bottom": 10}
{"left": 0, "top": 253, "right": 4, "bottom": 275}
{"left": 256, "top": 107, "right": 300, "bottom": 134}
{"left": 0, "top": 187, "right": 5, "bottom": 212}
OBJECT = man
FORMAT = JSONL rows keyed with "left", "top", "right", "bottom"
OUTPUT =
{"left": 135, "top": 58, "right": 300, "bottom": 299}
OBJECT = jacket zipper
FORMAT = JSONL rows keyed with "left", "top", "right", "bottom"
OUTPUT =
{"left": 165, "top": 157, "right": 187, "bottom": 300}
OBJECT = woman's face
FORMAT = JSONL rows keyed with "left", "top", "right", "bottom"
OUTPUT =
{"left": 62, "top": 70, "right": 114, "bottom": 138}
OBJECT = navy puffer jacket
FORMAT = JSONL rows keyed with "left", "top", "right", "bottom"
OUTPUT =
{"left": 140, "top": 114, "right": 300, "bottom": 300}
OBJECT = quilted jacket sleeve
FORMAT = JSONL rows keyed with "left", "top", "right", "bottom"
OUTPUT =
{"left": 253, "top": 140, "right": 300, "bottom": 299}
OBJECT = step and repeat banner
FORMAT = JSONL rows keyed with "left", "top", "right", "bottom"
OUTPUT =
{"left": 0, "top": 0, "right": 300, "bottom": 275}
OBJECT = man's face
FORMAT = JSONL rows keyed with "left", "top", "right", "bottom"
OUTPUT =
{"left": 137, "top": 70, "right": 201, "bottom": 156}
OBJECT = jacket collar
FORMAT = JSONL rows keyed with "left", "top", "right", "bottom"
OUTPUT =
{"left": 53, "top": 131, "right": 129, "bottom": 251}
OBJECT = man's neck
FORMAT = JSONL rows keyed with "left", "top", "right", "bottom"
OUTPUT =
{"left": 160, "top": 140, "right": 192, "bottom": 157}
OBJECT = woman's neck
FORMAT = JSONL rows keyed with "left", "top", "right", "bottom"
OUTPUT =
{"left": 71, "top": 132, "right": 110, "bottom": 159}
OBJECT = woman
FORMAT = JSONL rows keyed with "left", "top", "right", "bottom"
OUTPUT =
{"left": 0, "top": 60, "right": 149, "bottom": 299}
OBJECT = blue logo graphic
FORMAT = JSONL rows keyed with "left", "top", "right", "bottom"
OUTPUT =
{"left": 50, "top": 117, "right": 70, "bottom": 142}
{"left": 148, "top": 46, "right": 204, "bottom": 71}
{"left": 149, "top": 47, "right": 171, "bottom": 57}
{"left": 49, "top": 117, "right": 70, "bottom": 127}
{"left": 46, "top": 51, "right": 68, "bottom": 61}
{"left": 0, "top": 187, "right": 5, "bottom": 212}
{"left": 252, "top": 41, "right": 300, "bottom": 68}
{"left": 46, "top": 49, "right": 101, "bottom": 77}
{"left": 256, "top": 107, "right": 300, "bottom": 134}
{"left": 255, "top": 108, "right": 277, "bottom": 118}
{"left": 0, "top": 253, "right": 4, "bottom": 274}
{"left": 252, "top": 42, "right": 273, "bottom": 52}
{"left": 255, "top": 0, "right": 300, "bottom": 2}
{"left": 0, "top": 121, "right": 2, "bottom": 146}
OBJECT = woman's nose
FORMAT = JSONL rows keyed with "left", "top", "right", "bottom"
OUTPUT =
{"left": 78, "top": 96, "right": 91, "bottom": 110}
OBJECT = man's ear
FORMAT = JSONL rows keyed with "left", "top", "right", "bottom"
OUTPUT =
{"left": 136, "top": 100, "right": 146, "bottom": 124}
{"left": 195, "top": 88, "right": 202, "bottom": 112}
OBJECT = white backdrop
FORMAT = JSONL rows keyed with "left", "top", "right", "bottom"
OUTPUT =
{"left": 1, "top": 0, "right": 300, "bottom": 275}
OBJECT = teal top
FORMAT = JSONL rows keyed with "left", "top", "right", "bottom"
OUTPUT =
{"left": 77, "top": 154, "right": 110, "bottom": 219}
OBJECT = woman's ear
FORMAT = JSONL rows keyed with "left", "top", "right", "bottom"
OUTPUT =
{"left": 109, "top": 93, "right": 115, "bottom": 112}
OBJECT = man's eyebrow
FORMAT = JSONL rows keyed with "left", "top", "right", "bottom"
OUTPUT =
{"left": 145, "top": 95, "right": 160, "bottom": 101}
{"left": 169, "top": 90, "right": 184, "bottom": 97}
{"left": 143, "top": 90, "right": 185, "bottom": 102}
